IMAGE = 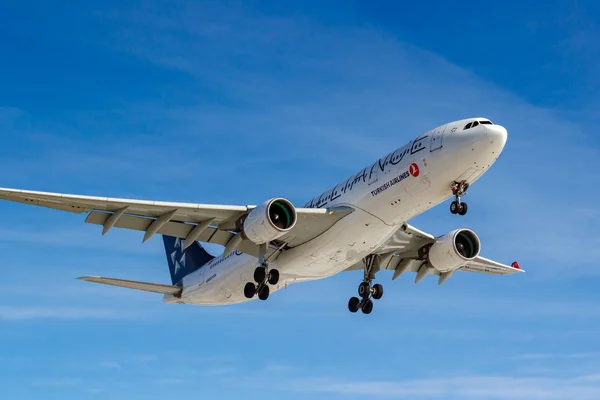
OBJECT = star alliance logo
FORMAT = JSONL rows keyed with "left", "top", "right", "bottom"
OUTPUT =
{"left": 170, "top": 238, "right": 187, "bottom": 275}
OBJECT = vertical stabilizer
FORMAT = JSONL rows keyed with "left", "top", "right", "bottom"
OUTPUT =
{"left": 162, "top": 235, "right": 215, "bottom": 284}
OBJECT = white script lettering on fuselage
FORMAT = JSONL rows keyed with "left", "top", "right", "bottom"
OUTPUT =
{"left": 304, "top": 134, "right": 428, "bottom": 208}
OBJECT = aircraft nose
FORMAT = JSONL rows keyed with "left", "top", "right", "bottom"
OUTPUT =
{"left": 485, "top": 124, "right": 508, "bottom": 148}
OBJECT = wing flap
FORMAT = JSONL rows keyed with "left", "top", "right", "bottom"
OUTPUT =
{"left": 78, "top": 276, "right": 182, "bottom": 296}
{"left": 346, "top": 256, "right": 432, "bottom": 274}
{"left": 85, "top": 211, "right": 264, "bottom": 258}
{"left": 374, "top": 223, "right": 434, "bottom": 257}
{"left": 85, "top": 204, "right": 353, "bottom": 251}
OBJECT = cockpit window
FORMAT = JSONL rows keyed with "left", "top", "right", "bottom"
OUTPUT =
{"left": 464, "top": 120, "right": 493, "bottom": 130}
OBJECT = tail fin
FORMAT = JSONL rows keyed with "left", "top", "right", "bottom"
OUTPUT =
{"left": 163, "top": 235, "right": 215, "bottom": 285}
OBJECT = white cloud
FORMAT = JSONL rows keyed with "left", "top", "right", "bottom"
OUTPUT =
{"left": 155, "top": 378, "right": 189, "bottom": 385}
{"left": 286, "top": 374, "right": 600, "bottom": 399}
{"left": 0, "top": 225, "right": 161, "bottom": 254}
{"left": 0, "top": 306, "right": 141, "bottom": 321}
{"left": 514, "top": 352, "right": 600, "bottom": 361}
{"left": 31, "top": 378, "right": 80, "bottom": 387}
{"left": 0, "top": 107, "right": 23, "bottom": 120}
{"left": 98, "top": 361, "right": 122, "bottom": 370}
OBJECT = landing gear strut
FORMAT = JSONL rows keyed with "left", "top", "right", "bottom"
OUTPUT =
{"left": 244, "top": 244, "right": 280, "bottom": 301}
{"left": 450, "top": 180, "right": 469, "bottom": 216}
{"left": 348, "top": 254, "right": 384, "bottom": 315}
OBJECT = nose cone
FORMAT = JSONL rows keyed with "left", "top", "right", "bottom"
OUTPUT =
{"left": 485, "top": 124, "right": 508, "bottom": 151}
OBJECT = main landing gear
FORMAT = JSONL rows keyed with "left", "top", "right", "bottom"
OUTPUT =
{"left": 450, "top": 180, "right": 469, "bottom": 216}
{"left": 244, "top": 265, "right": 279, "bottom": 301}
{"left": 348, "top": 254, "right": 384, "bottom": 315}
{"left": 244, "top": 244, "right": 280, "bottom": 301}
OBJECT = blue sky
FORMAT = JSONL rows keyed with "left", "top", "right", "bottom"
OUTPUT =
{"left": 0, "top": 1, "right": 599, "bottom": 399}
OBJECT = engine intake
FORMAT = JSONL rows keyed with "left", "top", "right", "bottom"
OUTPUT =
{"left": 428, "top": 229, "right": 480, "bottom": 273}
{"left": 243, "top": 198, "right": 297, "bottom": 244}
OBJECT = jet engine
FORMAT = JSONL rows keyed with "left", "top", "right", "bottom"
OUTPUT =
{"left": 428, "top": 229, "right": 480, "bottom": 273}
{"left": 242, "top": 198, "right": 297, "bottom": 245}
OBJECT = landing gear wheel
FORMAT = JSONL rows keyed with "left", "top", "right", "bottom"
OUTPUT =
{"left": 372, "top": 283, "right": 384, "bottom": 300}
{"left": 349, "top": 254, "right": 383, "bottom": 315}
{"left": 253, "top": 267, "right": 266, "bottom": 284}
{"left": 257, "top": 284, "right": 270, "bottom": 301}
{"left": 267, "top": 269, "right": 280, "bottom": 285}
{"left": 361, "top": 299, "right": 374, "bottom": 315}
{"left": 348, "top": 297, "right": 360, "bottom": 313}
{"left": 450, "top": 201, "right": 459, "bottom": 214}
{"left": 450, "top": 181, "right": 469, "bottom": 215}
{"left": 244, "top": 282, "right": 256, "bottom": 299}
{"left": 358, "top": 282, "right": 371, "bottom": 298}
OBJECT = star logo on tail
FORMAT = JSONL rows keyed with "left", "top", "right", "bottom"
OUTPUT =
{"left": 170, "top": 238, "right": 187, "bottom": 276}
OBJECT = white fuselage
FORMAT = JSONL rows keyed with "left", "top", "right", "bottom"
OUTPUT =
{"left": 165, "top": 118, "right": 508, "bottom": 305}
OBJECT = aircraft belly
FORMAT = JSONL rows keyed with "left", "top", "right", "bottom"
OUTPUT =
{"left": 183, "top": 253, "right": 257, "bottom": 305}
{"left": 275, "top": 208, "right": 397, "bottom": 279}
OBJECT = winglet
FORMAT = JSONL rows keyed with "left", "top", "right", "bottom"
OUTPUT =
{"left": 511, "top": 261, "right": 525, "bottom": 272}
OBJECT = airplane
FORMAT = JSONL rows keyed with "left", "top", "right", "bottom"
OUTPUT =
{"left": 0, "top": 117, "right": 523, "bottom": 314}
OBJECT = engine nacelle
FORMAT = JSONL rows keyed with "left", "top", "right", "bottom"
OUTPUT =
{"left": 242, "top": 198, "right": 297, "bottom": 245}
{"left": 428, "top": 229, "right": 480, "bottom": 273}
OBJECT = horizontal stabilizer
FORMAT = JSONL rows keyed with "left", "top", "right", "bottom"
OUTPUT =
{"left": 78, "top": 276, "right": 182, "bottom": 296}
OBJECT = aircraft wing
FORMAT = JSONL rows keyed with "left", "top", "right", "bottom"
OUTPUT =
{"left": 0, "top": 188, "right": 354, "bottom": 258}
{"left": 346, "top": 223, "right": 523, "bottom": 283}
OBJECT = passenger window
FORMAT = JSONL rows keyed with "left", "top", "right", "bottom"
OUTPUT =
{"left": 472, "top": 121, "right": 479, "bottom": 127}
{"left": 464, "top": 122, "right": 472, "bottom": 130}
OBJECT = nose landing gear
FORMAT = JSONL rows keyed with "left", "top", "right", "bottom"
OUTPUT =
{"left": 450, "top": 180, "right": 469, "bottom": 216}
{"left": 348, "top": 254, "right": 384, "bottom": 315}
